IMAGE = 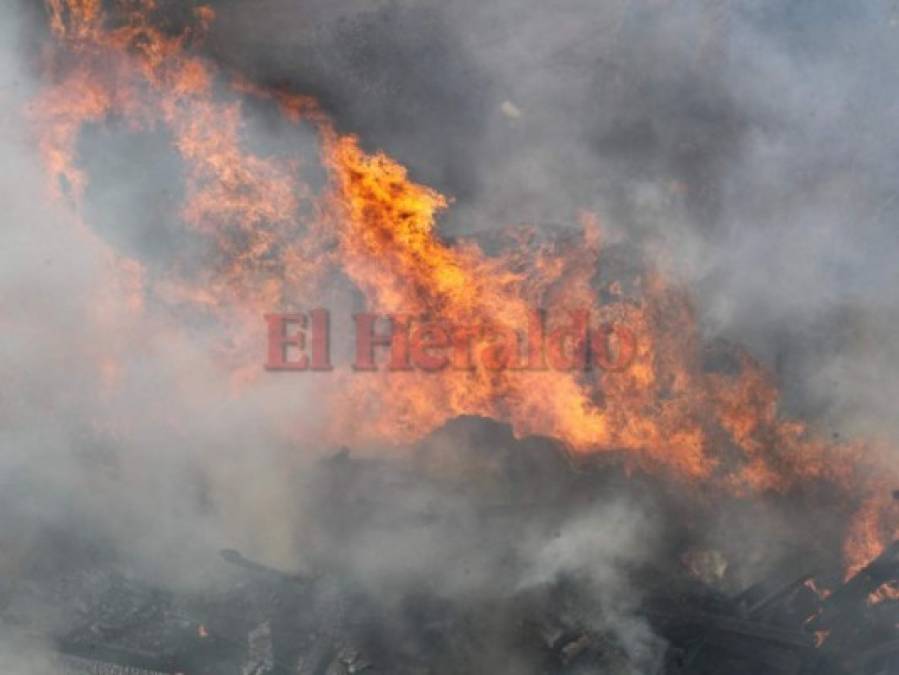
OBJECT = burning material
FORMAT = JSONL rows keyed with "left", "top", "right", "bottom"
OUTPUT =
{"left": 30, "top": 0, "right": 898, "bottom": 576}
{"left": 869, "top": 582, "right": 899, "bottom": 606}
{"left": 6, "top": 1, "right": 899, "bottom": 673}
{"left": 9, "top": 428, "right": 896, "bottom": 673}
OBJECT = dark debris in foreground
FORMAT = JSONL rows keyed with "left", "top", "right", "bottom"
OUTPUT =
{"left": 3, "top": 418, "right": 898, "bottom": 675}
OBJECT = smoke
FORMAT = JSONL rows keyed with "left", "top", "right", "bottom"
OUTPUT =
{"left": 0, "top": 0, "right": 324, "bottom": 625}
{"left": 2, "top": 5, "right": 667, "bottom": 670}
{"left": 2, "top": 0, "right": 899, "bottom": 672}
{"left": 517, "top": 503, "right": 666, "bottom": 673}
{"left": 207, "top": 0, "right": 899, "bottom": 436}
{"left": 0, "top": 631, "right": 58, "bottom": 675}
{"left": 208, "top": 0, "right": 899, "bottom": 569}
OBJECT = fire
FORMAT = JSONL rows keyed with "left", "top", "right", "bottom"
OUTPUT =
{"left": 868, "top": 582, "right": 899, "bottom": 606}
{"left": 32, "top": 0, "right": 898, "bottom": 574}
{"left": 804, "top": 579, "right": 832, "bottom": 601}
{"left": 843, "top": 490, "right": 899, "bottom": 579}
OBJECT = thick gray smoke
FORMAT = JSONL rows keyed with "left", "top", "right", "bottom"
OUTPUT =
{"left": 209, "top": 0, "right": 899, "bottom": 432}
{"left": 2, "top": 1, "right": 898, "bottom": 673}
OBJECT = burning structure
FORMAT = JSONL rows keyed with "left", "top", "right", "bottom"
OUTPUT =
{"left": 1, "top": 0, "right": 898, "bottom": 673}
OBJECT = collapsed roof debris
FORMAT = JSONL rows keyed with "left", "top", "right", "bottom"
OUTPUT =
{"left": 3, "top": 419, "right": 896, "bottom": 674}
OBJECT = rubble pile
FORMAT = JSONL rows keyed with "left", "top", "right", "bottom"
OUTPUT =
{"left": 3, "top": 418, "right": 897, "bottom": 674}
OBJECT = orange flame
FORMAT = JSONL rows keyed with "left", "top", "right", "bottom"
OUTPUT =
{"left": 32, "top": 0, "right": 899, "bottom": 574}
{"left": 868, "top": 581, "right": 899, "bottom": 606}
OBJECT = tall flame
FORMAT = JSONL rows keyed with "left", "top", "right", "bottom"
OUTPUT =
{"left": 32, "top": 0, "right": 898, "bottom": 573}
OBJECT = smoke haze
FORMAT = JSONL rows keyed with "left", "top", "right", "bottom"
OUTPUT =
{"left": 2, "top": 1, "right": 899, "bottom": 672}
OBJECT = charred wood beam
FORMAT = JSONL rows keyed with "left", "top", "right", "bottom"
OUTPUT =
{"left": 57, "top": 642, "right": 176, "bottom": 674}
{"left": 828, "top": 541, "right": 899, "bottom": 606}
{"left": 219, "top": 549, "right": 311, "bottom": 586}
{"left": 60, "top": 654, "right": 171, "bottom": 675}
{"left": 738, "top": 573, "right": 815, "bottom": 619}
{"left": 648, "top": 609, "right": 815, "bottom": 649}
{"left": 809, "top": 541, "right": 899, "bottom": 631}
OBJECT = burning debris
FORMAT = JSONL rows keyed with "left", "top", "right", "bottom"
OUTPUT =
{"left": 4, "top": 421, "right": 897, "bottom": 673}
{"left": 2, "top": 1, "right": 899, "bottom": 674}
{"left": 29, "top": 0, "right": 897, "bottom": 566}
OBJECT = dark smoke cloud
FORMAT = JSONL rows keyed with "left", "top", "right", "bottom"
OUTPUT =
{"left": 206, "top": 0, "right": 899, "bottom": 433}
